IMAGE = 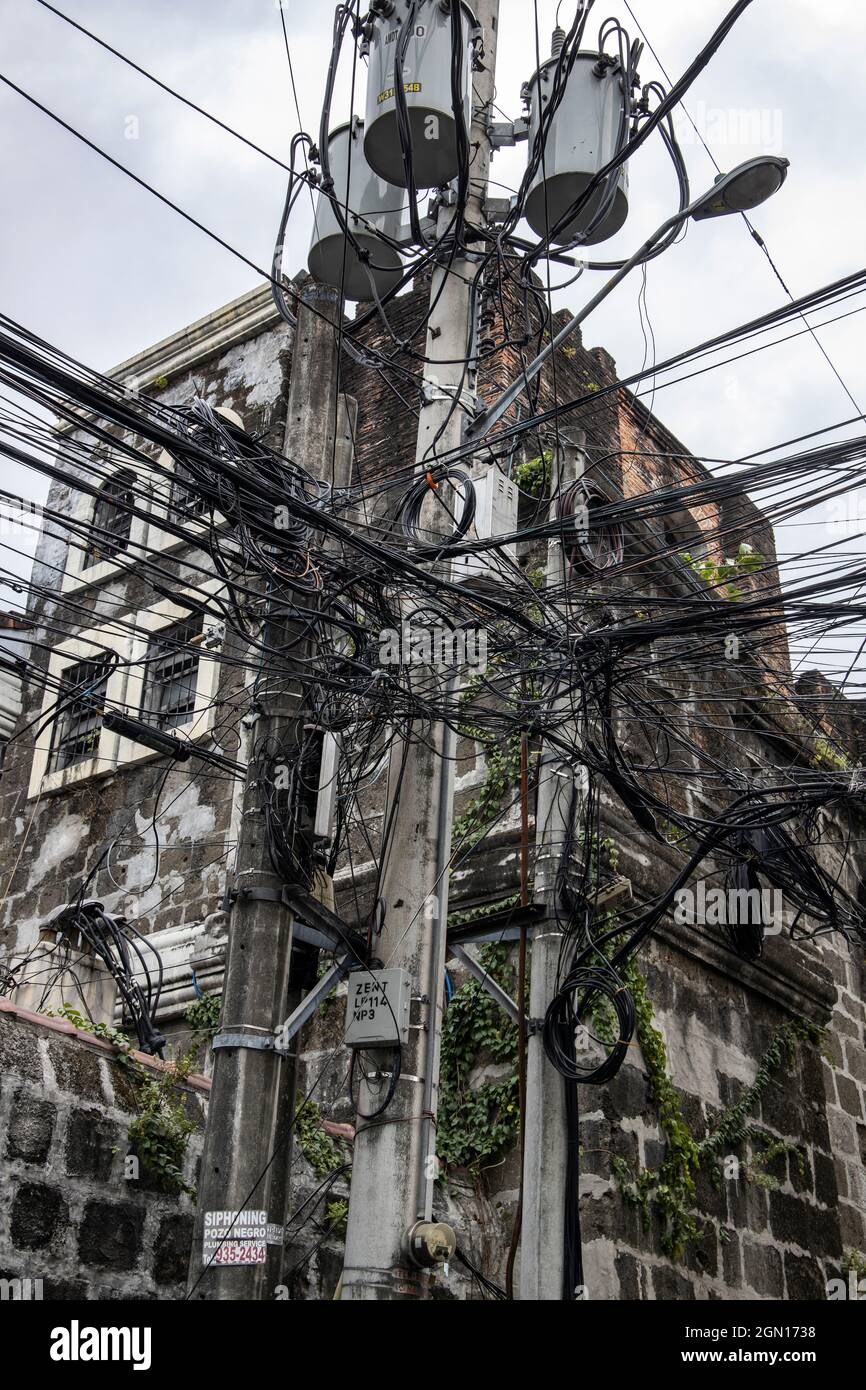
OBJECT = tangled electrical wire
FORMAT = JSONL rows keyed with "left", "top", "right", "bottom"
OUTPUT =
{"left": 2, "top": 0, "right": 866, "bottom": 1301}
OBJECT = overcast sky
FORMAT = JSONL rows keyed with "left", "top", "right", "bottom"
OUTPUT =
{"left": 2, "top": 0, "right": 866, "bottom": 674}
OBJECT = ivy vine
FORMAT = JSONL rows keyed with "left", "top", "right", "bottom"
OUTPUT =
{"left": 452, "top": 733, "right": 523, "bottom": 851}
{"left": 185, "top": 992, "right": 221, "bottom": 1048}
{"left": 681, "top": 543, "right": 764, "bottom": 603}
{"left": 437, "top": 944, "right": 520, "bottom": 1174}
{"left": 513, "top": 452, "right": 551, "bottom": 497}
{"left": 48, "top": 1002, "right": 203, "bottom": 1197}
{"left": 612, "top": 962, "right": 822, "bottom": 1258}
{"left": 294, "top": 1099, "right": 346, "bottom": 1180}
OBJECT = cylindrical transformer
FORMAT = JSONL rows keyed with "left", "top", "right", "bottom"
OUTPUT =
{"left": 308, "top": 118, "right": 406, "bottom": 302}
{"left": 524, "top": 52, "right": 630, "bottom": 246}
{"left": 364, "top": 0, "right": 478, "bottom": 190}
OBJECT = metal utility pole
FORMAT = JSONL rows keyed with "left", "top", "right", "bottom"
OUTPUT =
{"left": 189, "top": 280, "right": 345, "bottom": 1300}
{"left": 340, "top": 0, "right": 501, "bottom": 1301}
{"left": 520, "top": 432, "right": 585, "bottom": 1301}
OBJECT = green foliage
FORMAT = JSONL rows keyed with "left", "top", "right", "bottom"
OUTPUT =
{"left": 613, "top": 960, "right": 702, "bottom": 1257}
{"left": 696, "top": 1019, "right": 819, "bottom": 1171}
{"left": 49, "top": 1003, "right": 130, "bottom": 1048}
{"left": 842, "top": 1250, "right": 866, "bottom": 1278}
{"left": 612, "top": 964, "right": 821, "bottom": 1259}
{"left": 513, "top": 452, "right": 551, "bottom": 497}
{"left": 128, "top": 1054, "right": 197, "bottom": 1198}
{"left": 325, "top": 1199, "right": 349, "bottom": 1239}
{"left": 811, "top": 735, "right": 851, "bottom": 773}
{"left": 184, "top": 993, "right": 221, "bottom": 1044}
{"left": 293, "top": 1104, "right": 350, "bottom": 1250}
{"left": 437, "top": 945, "right": 519, "bottom": 1174}
{"left": 681, "top": 543, "right": 764, "bottom": 602}
{"left": 452, "top": 733, "right": 523, "bottom": 851}
{"left": 448, "top": 894, "right": 521, "bottom": 930}
{"left": 295, "top": 1100, "right": 345, "bottom": 1180}
{"left": 600, "top": 836, "right": 620, "bottom": 875}
{"left": 743, "top": 1137, "right": 804, "bottom": 1189}
{"left": 49, "top": 1002, "right": 199, "bottom": 1198}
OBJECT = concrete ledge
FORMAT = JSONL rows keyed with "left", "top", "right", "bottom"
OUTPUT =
{"left": 0, "top": 997, "right": 211, "bottom": 1092}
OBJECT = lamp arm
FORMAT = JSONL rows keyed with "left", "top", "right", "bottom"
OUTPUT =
{"left": 465, "top": 205, "right": 690, "bottom": 446}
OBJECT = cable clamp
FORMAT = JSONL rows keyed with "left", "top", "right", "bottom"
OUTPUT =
{"left": 231, "top": 886, "right": 284, "bottom": 905}
{"left": 212, "top": 1030, "right": 275, "bottom": 1053}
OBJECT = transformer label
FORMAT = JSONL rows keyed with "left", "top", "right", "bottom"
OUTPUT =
{"left": 385, "top": 26, "right": 426, "bottom": 44}
{"left": 377, "top": 83, "right": 423, "bottom": 104}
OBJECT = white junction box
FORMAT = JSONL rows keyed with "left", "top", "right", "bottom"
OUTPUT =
{"left": 451, "top": 467, "right": 518, "bottom": 586}
{"left": 344, "top": 968, "right": 411, "bottom": 1048}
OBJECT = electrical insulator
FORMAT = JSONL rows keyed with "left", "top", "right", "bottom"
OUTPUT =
{"left": 308, "top": 118, "right": 405, "bottom": 302}
{"left": 524, "top": 45, "right": 630, "bottom": 246}
{"left": 364, "top": 0, "right": 479, "bottom": 190}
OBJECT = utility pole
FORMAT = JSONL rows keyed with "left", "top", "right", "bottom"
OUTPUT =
{"left": 188, "top": 279, "right": 345, "bottom": 1300}
{"left": 340, "top": 0, "right": 501, "bottom": 1301}
{"left": 520, "top": 432, "right": 586, "bottom": 1301}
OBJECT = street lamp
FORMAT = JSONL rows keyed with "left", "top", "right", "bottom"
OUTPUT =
{"left": 691, "top": 155, "right": 789, "bottom": 220}
{"left": 465, "top": 156, "right": 790, "bottom": 444}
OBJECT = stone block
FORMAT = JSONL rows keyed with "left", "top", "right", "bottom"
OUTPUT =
{"left": 47, "top": 1039, "right": 106, "bottom": 1105}
{"left": 835, "top": 1073, "right": 864, "bottom": 1122}
{"left": 652, "top": 1264, "right": 696, "bottom": 1300}
{"left": 843, "top": 1043, "right": 866, "bottom": 1085}
{"left": 78, "top": 1201, "right": 144, "bottom": 1271}
{"left": 614, "top": 1250, "right": 641, "bottom": 1300}
{"left": 65, "top": 1108, "right": 119, "bottom": 1182}
{"left": 9, "top": 1183, "right": 67, "bottom": 1251}
{"left": 784, "top": 1251, "right": 826, "bottom": 1301}
{"left": 760, "top": 1079, "right": 803, "bottom": 1139}
{"left": 813, "top": 1151, "right": 839, "bottom": 1208}
{"left": 6, "top": 1091, "right": 56, "bottom": 1164}
{"left": 153, "top": 1213, "right": 194, "bottom": 1285}
{"left": 742, "top": 1240, "right": 784, "bottom": 1297}
{"left": 768, "top": 1188, "right": 811, "bottom": 1248}
{"left": 0, "top": 1017, "right": 42, "bottom": 1083}
{"left": 721, "top": 1231, "right": 742, "bottom": 1289}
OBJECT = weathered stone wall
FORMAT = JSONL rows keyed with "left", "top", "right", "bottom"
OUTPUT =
{"left": 0, "top": 1000, "right": 207, "bottom": 1299}
{"left": 0, "top": 291, "right": 295, "bottom": 1024}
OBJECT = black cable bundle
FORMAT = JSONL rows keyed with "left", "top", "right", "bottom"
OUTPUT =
{"left": 55, "top": 902, "right": 166, "bottom": 1055}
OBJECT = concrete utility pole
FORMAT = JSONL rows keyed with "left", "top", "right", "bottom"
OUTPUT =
{"left": 189, "top": 280, "right": 345, "bottom": 1300}
{"left": 340, "top": 0, "right": 501, "bottom": 1301}
{"left": 520, "top": 432, "right": 586, "bottom": 1301}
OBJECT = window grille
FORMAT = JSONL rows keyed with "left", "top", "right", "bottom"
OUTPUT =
{"left": 140, "top": 617, "right": 203, "bottom": 731}
{"left": 47, "top": 655, "right": 112, "bottom": 772}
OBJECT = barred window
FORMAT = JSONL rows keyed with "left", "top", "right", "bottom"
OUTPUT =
{"left": 170, "top": 460, "right": 208, "bottom": 519}
{"left": 47, "top": 656, "right": 112, "bottom": 773}
{"left": 140, "top": 617, "right": 203, "bottom": 731}
{"left": 86, "top": 469, "right": 136, "bottom": 566}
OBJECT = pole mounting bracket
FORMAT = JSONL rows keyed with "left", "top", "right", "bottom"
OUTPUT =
{"left": 212, "top": 1031, "right": 275, "bottom": 1053}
